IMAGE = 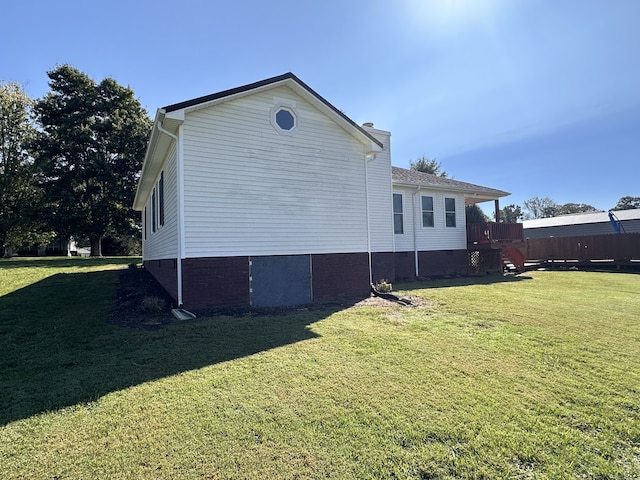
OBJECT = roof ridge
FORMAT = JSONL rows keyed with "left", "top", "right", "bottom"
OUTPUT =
{"left": 161, "top": 72, "right": 382, "bottom": 149}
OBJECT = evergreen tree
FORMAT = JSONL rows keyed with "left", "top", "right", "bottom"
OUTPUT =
{"left": 33, "top": 65, "right": 151, "bottom": 256}
{"left": 409, "top": 156, "right": 448, "bottom": 177}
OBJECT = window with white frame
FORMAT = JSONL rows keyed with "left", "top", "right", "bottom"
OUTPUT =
{"left": 422, "top": 195, "right": 434, "bottom": 227}
{"left": 270, "top": 103, "right": 298, "bottom": 135}
{"left": 393, "top": 193, "right": 404, "bottom": 234}
{"left": 151, "top": 187, "right": 157, "bottom": 233}
{"left": 445, "top": 197, "right": 456, "bottom": 227}
{"left": 158, "top": 170, "right": 165, "bottom": 227}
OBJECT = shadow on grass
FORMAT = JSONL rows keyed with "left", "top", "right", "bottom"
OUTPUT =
{"left": 397, "top": 273, "right": 534, "bottom": 291}
{"left": 0, "top": 269, "right": 327, "bottom": 426}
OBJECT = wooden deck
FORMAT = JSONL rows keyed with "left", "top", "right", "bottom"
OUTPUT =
{"left": 467, "top": 222, "right": 524, "bottom": 249}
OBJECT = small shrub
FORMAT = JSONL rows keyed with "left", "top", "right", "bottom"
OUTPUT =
{"left": 375, "top": 279, "right": 393, "bottom": 293}
{"left": 141, "top": 296, "right": 165, "bottom": 314}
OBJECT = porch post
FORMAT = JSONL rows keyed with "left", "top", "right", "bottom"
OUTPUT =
{"left": 494, "top": 199, "right": 501, "bottom": 222}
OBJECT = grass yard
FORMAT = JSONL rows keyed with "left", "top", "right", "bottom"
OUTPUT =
{"left": 1, "top": 258, "right": 639, "bottom": 479}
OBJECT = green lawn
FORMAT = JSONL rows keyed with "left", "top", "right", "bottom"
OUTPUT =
{"left": 1, "top": 258, "right": 639, "bottom": 479}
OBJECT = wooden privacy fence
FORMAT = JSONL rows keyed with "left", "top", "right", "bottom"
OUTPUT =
{"left": 522, "top": 233, "right": 640, "bottom": 265}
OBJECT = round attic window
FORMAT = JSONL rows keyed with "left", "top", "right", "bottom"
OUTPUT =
{"left": 275, "top": 108, "right": 295, "bottom": 131}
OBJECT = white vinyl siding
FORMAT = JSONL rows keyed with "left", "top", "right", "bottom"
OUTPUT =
{"left": 393, "top": 186, "right": 466, "bottom": 251}
{"left": 142, "top": 144, "right": 178, "bottom": 260}
{"left": 362, "top": 127, "right": 394, "bottom": 253}
{"left": 181, "top": 86, "right": 370, "bottom": 258}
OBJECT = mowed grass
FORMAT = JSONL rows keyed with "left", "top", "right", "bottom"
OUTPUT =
{"left": 1, "top": 258, "right": 639, "bottom": 479}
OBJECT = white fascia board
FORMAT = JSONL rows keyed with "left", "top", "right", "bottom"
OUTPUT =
{"left": 393, "top": 181, "right": 508, "bottom": 201}
{"left": 132, "top": 110, "right": 183, "bottom": 211}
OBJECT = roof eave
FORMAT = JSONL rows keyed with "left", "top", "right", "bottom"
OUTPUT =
{"left": 132, "top": 110, "right": 181, "bottom": 211}
{"left": 393, "top": 180, "right": 510, "bottom": 200}
{"left": 163, "top": 73, "right": 383, "bottom": 150}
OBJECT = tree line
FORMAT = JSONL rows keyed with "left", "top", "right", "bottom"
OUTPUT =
{"left": 409, "top": 157, "right": 639, "bottom": 223}
{"left": 1, "top": 65, "right": 151, "bottom": 257}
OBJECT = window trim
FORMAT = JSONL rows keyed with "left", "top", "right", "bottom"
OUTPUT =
{"left": 421, "top": 195, "right": 434, "bottom": 228}
{"left": 270, "top": 102, "right": 299, "bottom": 135}
{"left": 158, "top": 170, "right": 165, "bottom": 227}
{"left": 143, "top": 207, "right": 148, "bottom": 240}
{"left": 445, "top": 196, "right": 457, "bottom": 228}
{"left": 393, "top": 193, "right": 404, "bottom": 234}
{"left": 151, "top": 187, "right": 157, "bottom": 233}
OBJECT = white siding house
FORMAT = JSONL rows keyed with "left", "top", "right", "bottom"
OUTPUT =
{"left": 133, "top": 73, "right": 510, "bottom": 309}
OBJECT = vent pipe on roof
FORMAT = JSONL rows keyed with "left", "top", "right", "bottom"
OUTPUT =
{"left": 362, "top": 122, "right": 374, "bottom": 128}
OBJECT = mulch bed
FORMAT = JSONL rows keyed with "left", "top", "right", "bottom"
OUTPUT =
{"left": 108, "top": 266, "right": 428, "bottom": 329}
{"left": 109, "top": 266, "right": 176, "bottom": 329}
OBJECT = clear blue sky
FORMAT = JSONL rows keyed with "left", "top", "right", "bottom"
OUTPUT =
{"left": 3, "top": 0, "right": 639, "bottom": 213}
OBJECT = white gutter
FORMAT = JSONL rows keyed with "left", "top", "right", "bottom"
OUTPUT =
{"left": 412, "top": 186, "right": 421, "bottom": 277}
{"left": 156, "top": 118, "right": 185, "bottom": 307}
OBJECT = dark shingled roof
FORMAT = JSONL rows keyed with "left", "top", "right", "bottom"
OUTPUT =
{"left": 392, "top": 167, "right": 509, "bottom": 197}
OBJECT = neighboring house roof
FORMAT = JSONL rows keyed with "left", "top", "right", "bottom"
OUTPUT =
{"left": 391, "top": 166, "right": 510, "bottom": 203}
{"left": 523, "top": 209, "right": 640, "bottom": 229}
{"left": 133, "top": 72, "right": 383, "bottom": 211}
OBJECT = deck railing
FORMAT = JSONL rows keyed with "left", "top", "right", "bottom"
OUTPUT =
{"left": 467, "top": 222, "right": 523, "bottom": 245}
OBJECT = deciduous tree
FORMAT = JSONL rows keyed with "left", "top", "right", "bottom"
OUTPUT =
{"left": 496, "top": 204, "right": 523, "bottom": 223}
{"left": 523, "top": 196, "right": 558, "bottom": 219}
{"left": 0, "top": 82, "right": 52, "bottom": 256}
{"left": 613, "top": 196, "right": 640, "bottom": 210}
{"left": 555, "top": 203, "right": 597, "bottom": 215}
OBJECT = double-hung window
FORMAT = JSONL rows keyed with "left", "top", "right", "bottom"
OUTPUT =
{"left": 393, "top": 193, "right": 404, "bottom": 234}
{"left": 158, "top": 171, "right": 165, "bottom": 227}
{"left": 445, "top": 197, "right": 456, "bottom": 227}
{"left": 151, "top": 188, "right": 157, "bottom": 233}
{"left": 422, "top": 196, "right": 434, "bottom": 227}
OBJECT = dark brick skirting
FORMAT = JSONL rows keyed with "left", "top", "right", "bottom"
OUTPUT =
{"left": 311, "top": 252, "right": 371, "bottom": 304}
{"left": 181, "top": 256, "right": 250, "bottom": 310}
{"left": 144, "top": 259, "right": 178, "bottom": 302}
{"left": 394, "top": 249, "right": 468, "bottom": 279}
{"left": 394, "top": 251, "right": 416, "bottom": 280}
{"left": 145, "top": 249, "right": 469, "bottom": 310}
{"left": 371, "top": 252, "right": 395, "bottom": 284}
{"left": 418, "top": 249, "right": 468, "bottom": 276}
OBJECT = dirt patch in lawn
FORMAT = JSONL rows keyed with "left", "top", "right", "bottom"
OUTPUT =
{"left": 354, "top": 294, "right": 433, "bottom": 308}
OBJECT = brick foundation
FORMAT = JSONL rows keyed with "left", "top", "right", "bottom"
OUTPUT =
{"left": 371, "top": 252, "right": 395, "bottom": 284}
{"left": 418, "top": 249, "right": 468, "bottom": 276}
{"left": 394, "top": 249, "right": 469, "bottom": 279}
{"left": 311, "top": 252, "right": 370, "bottom": 304}
{"left": 144, "top": 258, "right": 178, "bottom": 302}
{"left": 145, "top": 249, "right": 470, "bottom": 310}
{"left": 181, "top": 256, "right": 250, "bottom": 310}
{"left": 394, "top": 251, "right": 416, "bottom": 280}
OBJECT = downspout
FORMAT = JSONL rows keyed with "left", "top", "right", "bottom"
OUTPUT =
{"left": 364, "top": 152, "right": 377, "bottom": 285}
{"left": 156, "top": 119, "right": 184, "bottom": 307}
{"left": 412, "top": 187, "right": 421, "bottom": 277}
